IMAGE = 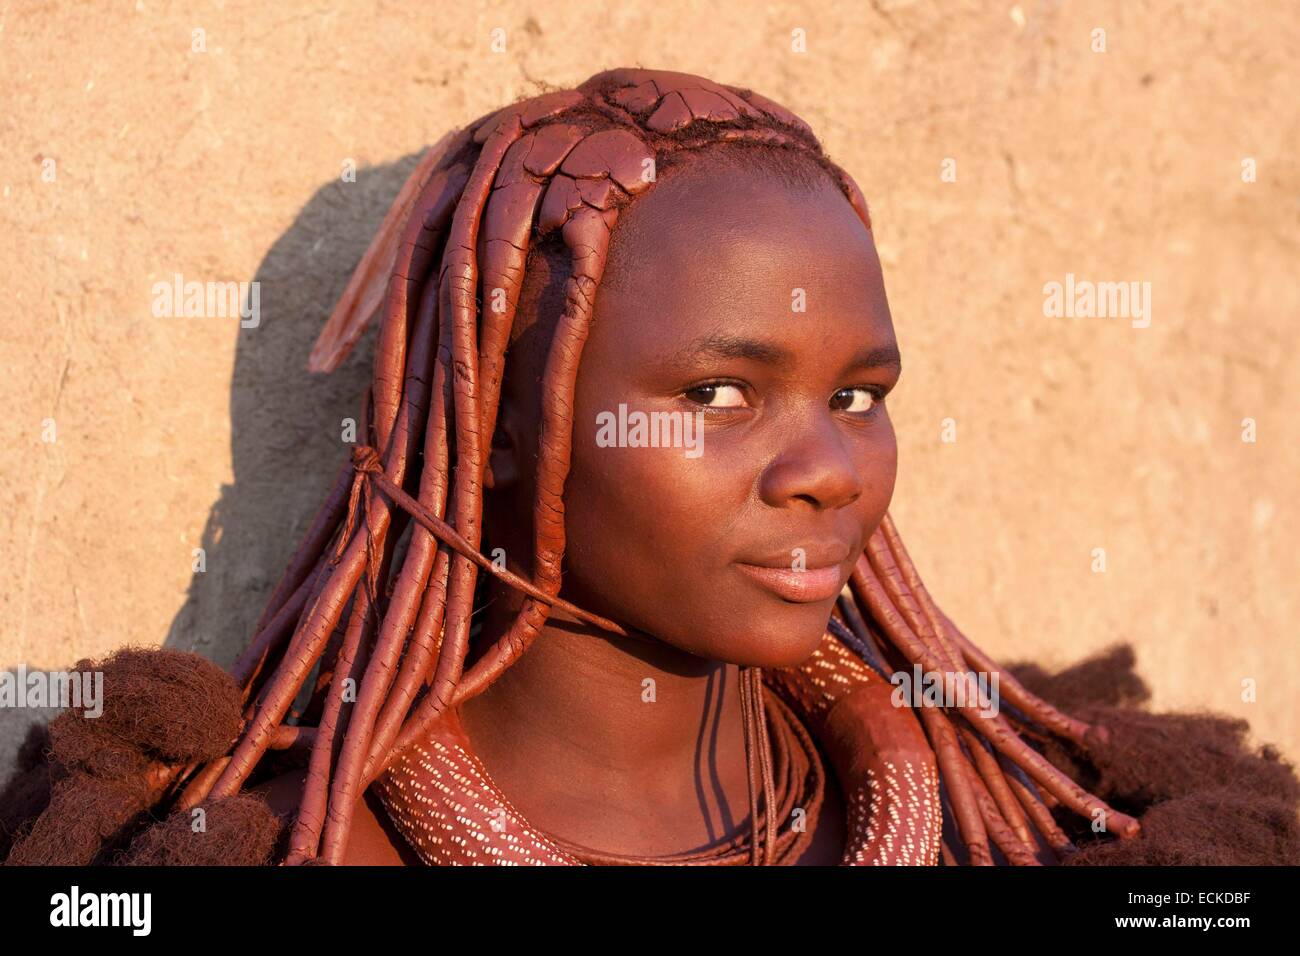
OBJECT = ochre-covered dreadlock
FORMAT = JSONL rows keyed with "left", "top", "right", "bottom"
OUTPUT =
{"left": 4, "top": 68, "right": 1298, "bottom": 867}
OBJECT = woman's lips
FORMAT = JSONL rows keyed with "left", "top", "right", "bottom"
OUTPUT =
{"left": 733, "top": 561, "right": 847, "bottom": 603}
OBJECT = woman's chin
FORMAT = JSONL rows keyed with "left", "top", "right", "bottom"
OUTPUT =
{"left": 702, "top": 609, "right": 834, "bottom": 669}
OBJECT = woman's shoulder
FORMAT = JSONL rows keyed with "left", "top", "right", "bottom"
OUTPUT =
{"left": 251, "top": 768, "right": 423, "bottom": 866}
{"left": 370, "top": 706, "right": 582, "bottom": 866}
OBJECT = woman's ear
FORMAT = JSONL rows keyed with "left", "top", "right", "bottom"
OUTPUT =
{"left": 483, "top": 409, "right": 520, "bottom": 491}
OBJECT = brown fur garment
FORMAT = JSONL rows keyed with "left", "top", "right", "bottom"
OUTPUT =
{"left": 0, "top": 723, "right": 56, "bottom": 859}
{"left": 117, "top": 793, "right": 283, "bottom": 866}
{"left": 1010, "top": 645, "right": 1300, "bottom": 865}
{"left": 1, "top": 647, "right": 258, "bottom": 865}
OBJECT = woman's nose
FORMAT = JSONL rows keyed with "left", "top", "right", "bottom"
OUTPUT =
{"left": 757, "top": 413, "right": 863, "bottom": 511}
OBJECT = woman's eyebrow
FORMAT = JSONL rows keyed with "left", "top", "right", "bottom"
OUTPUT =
{"left": 673, "top": 332, "right": 790, "bottom": 366}
{"left": 845, "top": 344, "right": 902, "bottom": 373}
{"left": 658, "top": 333, "right": 902, "bottom": 374}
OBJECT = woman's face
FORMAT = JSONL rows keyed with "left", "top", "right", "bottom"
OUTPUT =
{"left": 494, "top": 158, "right": 900, "bottom": 668}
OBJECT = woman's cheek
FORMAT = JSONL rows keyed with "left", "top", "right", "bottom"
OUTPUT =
{"left": 860, "top": 421, "right": 899, "bottom": 531}
{"left": 592, "top": 436, "right": 740, "bottom": 567}
{"left": 562, "top": 441, "right": 699, "bottom": 586}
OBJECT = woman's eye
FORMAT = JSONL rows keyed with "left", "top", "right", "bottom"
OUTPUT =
{"left": 685, "top": 383, "right": 747, "bottom": 408}
{"left": 830, "top": 386, "right": 877, "bottom": 414}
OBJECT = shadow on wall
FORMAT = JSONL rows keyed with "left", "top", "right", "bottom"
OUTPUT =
{"left": 0, "top": 153, "right": 418, "bottom": 779}
{"left": 161, "top": 153, "right": 418, "bottom": 669}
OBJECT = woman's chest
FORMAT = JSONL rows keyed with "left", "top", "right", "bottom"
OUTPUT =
{"left": 790, "top": 762, "right": 847, "bottom": 865}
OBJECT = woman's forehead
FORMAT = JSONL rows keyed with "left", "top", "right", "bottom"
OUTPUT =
{"left": 590, "top": 162, "right": 887, "bottom": 350}
{"left": 600, "top": 152, "right": 859, "bottom": 287}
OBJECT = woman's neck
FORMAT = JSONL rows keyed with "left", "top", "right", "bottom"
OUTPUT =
{"left": 456, "top": 587, "right": 755, "bottom": 855}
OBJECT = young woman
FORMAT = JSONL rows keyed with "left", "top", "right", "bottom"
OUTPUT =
{"left": 3, "top": 68, "right": 1296, "bottom": 867}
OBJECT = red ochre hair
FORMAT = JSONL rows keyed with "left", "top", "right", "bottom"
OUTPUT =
{"left": 3, "top": 69, "right": 1297, "bottom": 866}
